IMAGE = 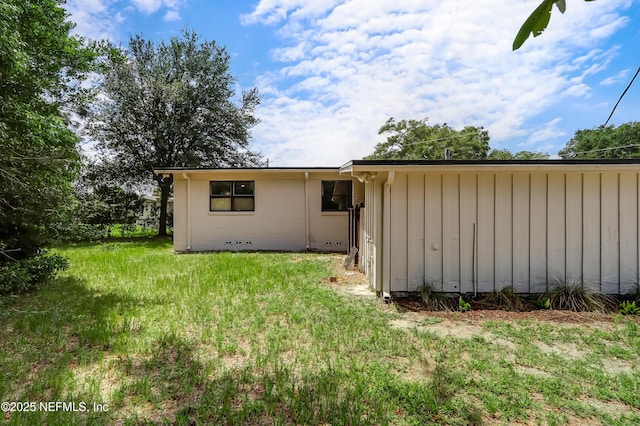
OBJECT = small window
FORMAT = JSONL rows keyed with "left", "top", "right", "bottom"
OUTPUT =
{"left": 322, "top": 180, "right": 352, "bottom": 211}
{"left": 210, "top": 181, "right": 255, "bottom": 211}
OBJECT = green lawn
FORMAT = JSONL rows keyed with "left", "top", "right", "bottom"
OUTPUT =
{"left": 1, "top": 240, "right": 639, "bottom": 425}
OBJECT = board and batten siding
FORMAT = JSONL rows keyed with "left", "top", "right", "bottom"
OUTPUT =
{"left": 386, "top": 171, "right": 640, "bottom": 295}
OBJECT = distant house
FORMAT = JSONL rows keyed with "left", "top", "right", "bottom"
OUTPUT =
{"left": 156, "top": 159, "right": 640, "bottom": 296}
{"left": 138, "top": 195, "right": 174, "bottom": 228}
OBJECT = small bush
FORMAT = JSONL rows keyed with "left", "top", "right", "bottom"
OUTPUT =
{"left": 420, "top": 282, "right": 452, "bottom": 311}
{"left": 458, "top": 296, "right": 471, "bottom": 312}
{"left": 0, "top": 252, "right": 68, "bottom": 295}
{"left": 532, "top": 298, "right": 551, "bottom": 309}
{"left": 544, "top": 280, "right": 617, "bottom": 313}
{"left": 482, "top": 285, "right": 523, "bottom": 311}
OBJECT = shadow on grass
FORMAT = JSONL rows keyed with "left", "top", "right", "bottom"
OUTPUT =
{"left": 54, "top": 236, "right": 173, "bottom": 250}
{"left": 0, "top": 275, "right": 160, "bottom": 425}
{"left": 1, "top": 273, "right": 482, "bottom": 425}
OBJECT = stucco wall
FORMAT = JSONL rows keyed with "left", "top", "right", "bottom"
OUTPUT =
{"left": 171, "top": 170, "right": 362, "bottom": 252}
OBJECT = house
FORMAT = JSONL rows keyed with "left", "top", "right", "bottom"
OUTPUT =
{"left": 138, "top": 195, "right": 174, "bottom": 228}
{"left": 156, "top": 159, "right": 640, "bottom": 296}
{"left": 153, "top": 167, "right": 364, "bottom": 252}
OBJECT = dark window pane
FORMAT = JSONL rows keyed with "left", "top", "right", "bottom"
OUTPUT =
{"left": 234, "top": 181, "right": 254, "bottom": 195}
{"left": 211, "top": 181, "right": 232, "bottom": 196}
{"left": 322, "top": 180, "right": 352, "bottom": 211}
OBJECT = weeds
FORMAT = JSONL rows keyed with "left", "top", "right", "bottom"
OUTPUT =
{"left": 533, "top": 297, "right": 551, "bottom": 309}
{"left": 458, "top": 296, "right": 471, "bottom": 312}
{"left": 620, "top": 300, "right": 640, "bottom": 315}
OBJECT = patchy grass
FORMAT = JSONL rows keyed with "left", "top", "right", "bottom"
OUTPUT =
{"left": 0, "top": 240, "right": 639, "bottom": 425}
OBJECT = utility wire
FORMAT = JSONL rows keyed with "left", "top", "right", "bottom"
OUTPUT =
{"left": 391, "top": 129, "right": 482, "bottom": 147}
{"left": 569, "top": 142, "right": 640, "bottom": 156}
{"left": 603, "top": 66, "right": 640, "bottom": 127}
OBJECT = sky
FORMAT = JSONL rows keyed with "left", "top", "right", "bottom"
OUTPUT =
{"left": 64, "top": 0, "right": 640, "bottom": 166}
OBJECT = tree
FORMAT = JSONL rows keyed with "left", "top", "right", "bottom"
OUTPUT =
{"left": 488, "top": 149, "right": 550, "bottom": 160}
{"left": 73, "top": 161, "right": 144, "bottom": 238}
{"left": 365, "top": 118, "right": 490, "bottom": 160}
{"left": 89, "top": 30, "right": 262, "bottom": 236}
{"left": 0, "top": 0, "right": 97, "bottom": 293}
{"left": 559, "top": 122, "right": 640, "bottom": 159}
{"left": 513, "top": 0, "right": 596, "bottom": 50}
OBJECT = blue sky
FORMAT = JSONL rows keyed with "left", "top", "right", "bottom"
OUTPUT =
{"left": 65, "top": 0, "right": 640, "bottom": 166}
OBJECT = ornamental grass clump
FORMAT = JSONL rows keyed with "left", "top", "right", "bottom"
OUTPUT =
{"left": 482, "top": 285, "right": 524, "bottom": 311}
{"left": 420, "top": 281, "right": 452, "bottom": 311}
{"left": 544, "top": 280, "right": 617, "bottom": 313}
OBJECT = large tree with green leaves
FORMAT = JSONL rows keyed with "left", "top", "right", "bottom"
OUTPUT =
{"left": 365, "top": 118, "right": 490, "bottom": 160}
{"left": 0, "top": 0, "right": 97, "bottom": 293}
{"left": 90, "top": 30, "right": 262, "bottom": 236}
{"left": 559, "top": 122, "right": 640, "bottom": 159}
{"left": 488, "top": 149, "right": 550, "bottom": 160}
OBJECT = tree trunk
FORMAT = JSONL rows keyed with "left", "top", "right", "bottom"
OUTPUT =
{"left": 156, "top": 173, "right": 173, "bottom": 237}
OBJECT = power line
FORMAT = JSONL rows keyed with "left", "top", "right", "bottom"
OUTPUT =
{"left": 603, "top": 66, "right": 640, "bottom": 127}
{"left": 568, "top": 143, "right": 640, "bottom": 156}
{"left": 392, "top": 129, "right": 483, "bottom": 148}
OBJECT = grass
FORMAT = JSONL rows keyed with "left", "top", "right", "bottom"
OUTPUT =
{"left": 0, "top": 240, "right": 639, "bottom": 424}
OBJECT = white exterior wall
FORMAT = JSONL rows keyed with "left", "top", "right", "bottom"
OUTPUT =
{"left": 356, "top": 169, "right": 640, "bottom": 295}
{"left": 170, "top": 170, "right": 362, "bottom": 252}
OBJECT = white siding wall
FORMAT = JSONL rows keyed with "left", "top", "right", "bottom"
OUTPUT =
{"left": 384, "top": 170, "right": 640, "bottom": 295}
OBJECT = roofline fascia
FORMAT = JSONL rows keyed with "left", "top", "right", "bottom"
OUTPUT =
{"left": 154, "top": 167, "right": 340, "bottom": 175}
{"left": 340, "top": 162, "right": 640, "bottom": 174}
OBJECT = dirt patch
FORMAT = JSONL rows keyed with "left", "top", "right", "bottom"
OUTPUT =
{"left": 601, "top": 358, "right": 635, "bottom": 375}
{"left": 578, "top": 396, "right": 640, "bottom": 418}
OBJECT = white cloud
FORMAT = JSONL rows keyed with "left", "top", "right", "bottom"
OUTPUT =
{"left": 163, "top": 10, "right": 181, "bottom": 22}
{"left": 130, "top": 0, "right": 184, "bottom": 14}
{"left": 526, "top": 118, "right": 566, "bottom": 145}
{"left": 243, "top": 0, "right": 634, "bottom": 166}
{"left": 65, "top": 0, "right": 119, "bottom": 41}
{"left": 65, "top": 0, "right": 186, "bottom": 41}
{"left": 601, "top": 69, "right": 631, "bottom": 86}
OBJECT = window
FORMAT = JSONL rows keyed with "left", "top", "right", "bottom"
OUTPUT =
{"left": 321, "top": 180, "right": 352, "bottom": 211}
{"left": 210, "top": 181, "right": 255, "bottom": 211}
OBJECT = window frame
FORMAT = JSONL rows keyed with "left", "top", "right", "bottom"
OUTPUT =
{"left": 209, "top": 180, "right": 255, "bottom": 212}
{"left": 321, "top": 180, "right": 353, "bottom": 212}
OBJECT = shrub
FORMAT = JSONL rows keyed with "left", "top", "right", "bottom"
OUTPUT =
{"left": 0, "top": 252, "right": 68, "bottom": 295}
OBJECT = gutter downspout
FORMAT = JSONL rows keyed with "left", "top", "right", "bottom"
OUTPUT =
{"left": 183, "top": 173, "right": 192, "bottom": 251}
{"left": 304, "top": 172, "right": 310, "bottom": 250}
{"left": 382, "top": 171, "right": 395, "bottom": 302}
